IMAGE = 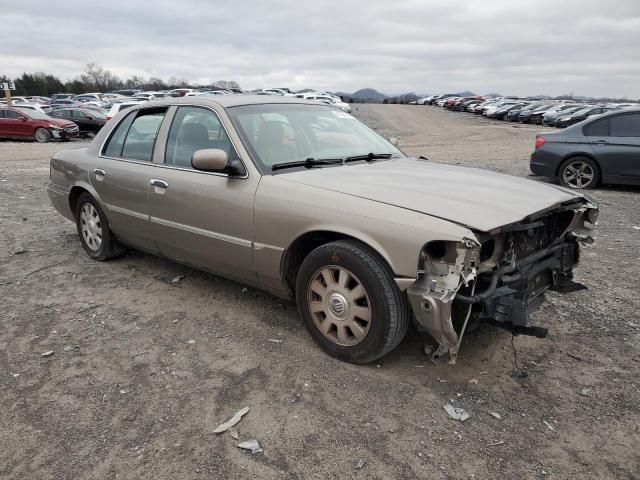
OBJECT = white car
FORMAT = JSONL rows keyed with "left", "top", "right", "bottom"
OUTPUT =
{"left": 11, "top": 102, "right": 52, "bottom": 114}
{"left": 105, "top": 100, "right": 147, "bottom": 120}
{"left": 73, "top": 93, "right": 103, "bottom": 103}
{"left": 305, "top": 95, "right": 352, "bottom": 113}
{"left": 132, "top": 92, "right": 168, "bottom": 100}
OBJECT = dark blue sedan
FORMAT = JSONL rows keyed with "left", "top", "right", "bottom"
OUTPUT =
{"left": 530, "top": 108, "right": 640, "bottom": 189}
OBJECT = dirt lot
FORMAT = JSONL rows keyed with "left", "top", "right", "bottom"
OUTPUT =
{"left": 1, "top": 104, "right": 638, "bottom": 480}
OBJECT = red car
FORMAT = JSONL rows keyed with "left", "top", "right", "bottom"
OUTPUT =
{"left": 0, "top": 107, "right": 79, "bottom": 143}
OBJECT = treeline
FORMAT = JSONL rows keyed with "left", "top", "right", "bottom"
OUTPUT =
{"left": 0, "top": 63, "right": 241, "bottom": 96}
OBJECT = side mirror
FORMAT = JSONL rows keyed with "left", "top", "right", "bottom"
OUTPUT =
{"left": 389, "top": 137, "right": 399, "bottom": 146}
{"left": 192, "top": 148, "right": 229, "bottom": 172}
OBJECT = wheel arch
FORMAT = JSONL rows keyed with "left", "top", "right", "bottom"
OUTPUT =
{"left": 281, "top": 229, "right": 397, "bottom": 294}
{"left": 556, "top": 152, "right": 602, "bottom": 177}
{"left": 68, "top": 182, "right": 103, "bottom": 217}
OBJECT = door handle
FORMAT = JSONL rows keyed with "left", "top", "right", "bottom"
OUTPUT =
{"left": 93, "top": 168, "right": 106, "bottom": 180}
{"left": 150, "top": 179, "right": 169, "bottom": 189}
{"left": 593, "top": 140, "right": 609, "bottom": 145}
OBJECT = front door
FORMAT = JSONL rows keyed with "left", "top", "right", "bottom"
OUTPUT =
{"left": 149, "top": 105, "right": 258, "bottom": 283}
{"left": 90, "top": 107, "right": 168, "bottom": 250}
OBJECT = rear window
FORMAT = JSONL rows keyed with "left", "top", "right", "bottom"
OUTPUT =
{"left": 583, "top": 118, "right": 609, "bottom": 136}
{"left": 610, "top": 113, "right": 640, "bottom": 137}
{"left": 103, "top": 107, "right": 167, "bottom": 161}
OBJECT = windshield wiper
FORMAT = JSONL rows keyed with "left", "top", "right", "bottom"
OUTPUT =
{"left": 345, "top": 153, "right": 393, "bottom": 162}
{"left": 272, "top": 157, "right": 344, "bottom": 171}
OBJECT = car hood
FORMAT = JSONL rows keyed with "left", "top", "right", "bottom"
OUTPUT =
{"left": 278, "top": 158, "right": 583, "bottom": 232}
{"left": 47, "top": 117, "right": 76, "bottom": 128}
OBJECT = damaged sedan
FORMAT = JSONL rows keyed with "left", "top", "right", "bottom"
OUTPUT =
{"left": 47, "top": 96, "right": 598, "bottom": 364}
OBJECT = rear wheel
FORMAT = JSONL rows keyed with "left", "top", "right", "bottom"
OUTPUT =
{"left": 296, "top": 240, "right": 409, "bottom": 364}
{"left": 75, "top": 193, "right": 126, "bottom": 260}
{"left": 558, "top": 157, "right": 600, "bottom": 189}
{"left": 34, "top": 128, "right": 51, "bottom": 143}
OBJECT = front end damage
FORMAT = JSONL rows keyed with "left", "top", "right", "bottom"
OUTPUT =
{"left": 407, "top": 198, "right": 598, "bottom": 363}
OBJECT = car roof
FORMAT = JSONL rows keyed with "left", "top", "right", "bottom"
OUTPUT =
{"left": 132, "top": 95, "right": 322, "bottom": 109}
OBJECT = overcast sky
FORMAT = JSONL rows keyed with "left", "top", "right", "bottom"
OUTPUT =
{"left": 2, "top": 0, "right": 639, "bottom": 97}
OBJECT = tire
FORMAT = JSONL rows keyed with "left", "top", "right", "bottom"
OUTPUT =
{"left": 295, "top": 239, "right": 410, "bottom": 364}
{"left": 558, "top": 156, "right": 600, "bottom": 189}
{"left": 34, "top": 128, "right": 51, "bottom": 143}
{"left": 75, "top": 192, "right": 126, "bottom": 260}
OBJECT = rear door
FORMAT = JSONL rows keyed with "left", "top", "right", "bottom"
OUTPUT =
{"left": 91, "top": 107, "right": 168, "bottom": 249}
{"left": 149, "top": 105, "right": 259, "bottom": 282}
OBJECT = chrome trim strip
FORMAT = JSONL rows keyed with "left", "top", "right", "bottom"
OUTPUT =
{"left": 104, "top": 203, "right": 149, "bottom": 221}
{"left": 254, "top": 242, "right": 285, "bottom": 252}
{"left": 150, "top": 216, "right": 252, "bottom": 248}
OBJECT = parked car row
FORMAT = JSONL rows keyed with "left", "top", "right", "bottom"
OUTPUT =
{"left": 0, "top": 87, "right": 353, "bottom": 142}
{"left": 416, "top": 94, "right": 637, "bottom": 129}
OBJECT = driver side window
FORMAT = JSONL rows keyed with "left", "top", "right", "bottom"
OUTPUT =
{"left": 164, "top": 106, "right": 237, "bottom": 169}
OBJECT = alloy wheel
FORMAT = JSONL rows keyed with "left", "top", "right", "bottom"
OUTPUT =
{"left": 306, "top": 266, "right": 372, "bottom": 346}
{"left": 563, "top": 161, "right": 595, "bottom": 188}
{"left": 79, "top": 203, "right": 103, "bottom": 251}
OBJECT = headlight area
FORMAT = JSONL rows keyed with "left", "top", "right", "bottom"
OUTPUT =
{"left": 48, "top": 125, "right": 63, "bottom": 139}
{"left": 407, "top": 238, "right": 480, "bottom": 364}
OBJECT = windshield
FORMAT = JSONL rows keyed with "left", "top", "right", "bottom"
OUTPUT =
{"left": 572, "top": 107, "right": 594, "bottom": 116}
{"left": 227, "top": 104, "right": 403, "bottom": 170}
{"left": 15, "top": 108, "right": 52, "bottom": 120}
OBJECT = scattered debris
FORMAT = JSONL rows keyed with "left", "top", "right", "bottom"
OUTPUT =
{"left": 236, "top": 439, "right": 262, "bottom": 453}
{"left": 268, "top": 338, "right": 283, "bottom": 344}
{"left": 216, "top": 333, "right": 232, "bottom": 339}
{"left": 41, "top": 350, "right": 54, "bottom": 357}
{"left": 468, "top": 378, "right": 478, "bottom": 385}
{"left": 63, "top": 346, "right": 73, "bottom": 352}
{"left": 241, "top": 287, "right": 248, "bottom": 293}
{"left": 9, "top": 245, "right": 25, "bottom": 255}
{"left": 12, "top": 373, "right": 20, "bottom": 378}
{"left": 567, "top": 353, "right": 583, "bottom": 362}
{"left": 633, "top": 226, "right": 640, "bottom": 230}
{"left": 24, "top": 258, "right": 71, "bottom": 278}
{"left": 170, "top": 275, "right": 185, "bottom": 285}
{"left": 443, "top": 404, "right": 470, "bottom": 421}
{"left": 489, "top": 412, "right": 502, "bottom": 420}
{"left": 213, "top": 406, "right": 250, "bottom": 434}
{"left": 488, "top": 440, "right": 505, "bottom": 446}
{"left": 354, "top": 459, "right": 367, "bottom": 470}
{"left": 478, "top": 371, "right": 488, "bottom": 375}
{"left": 543, "top": 420, "right": 555, "bottom": 431}
{"left": 187, "top": 339, "right": 195, "bottom": 344}
{"left": 77, "top": 304, "right": 102, "bottom": 314}
{"left": 120, "top": 389, "right": 127, "bottom": 394}
{"left": 579, "top": 388, "right": 591, "bottom": 396}
{"left": 132, "top": 350, "right": 150, "bottom": 357}
{"left": 229, "top": 428, "right": 239, "bottom": 440}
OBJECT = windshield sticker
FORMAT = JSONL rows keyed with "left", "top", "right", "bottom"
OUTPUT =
{"left": 332, "top": 110, "right": 355, "bottom": 119}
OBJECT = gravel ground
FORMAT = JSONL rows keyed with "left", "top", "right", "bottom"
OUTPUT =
{"left": 0, "top": 105, "right": 638, "bottom": 480}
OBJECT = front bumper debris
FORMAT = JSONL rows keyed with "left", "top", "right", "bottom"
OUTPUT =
{"left": 407, "top": 200, "right": 597, "bottom": 364}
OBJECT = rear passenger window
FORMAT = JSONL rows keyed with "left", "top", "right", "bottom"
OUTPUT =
{"left": 103, "top": 108, "right": 167, "bottom": 161}
{"left": 610, "top": 114, "right": 640, "bottom": 137}
{"left": 165, "top": 106, "right": 237, "bottom": 169}
{"left": 583, "top": 118, "right": 609, "bottom": 136}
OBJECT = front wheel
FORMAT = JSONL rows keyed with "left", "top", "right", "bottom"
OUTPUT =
{"left": 558, "top": 157, "right": 600, "bottom": 189}
{"left": 34, "top": 128, "right": 51, "bottom": 143}
{"left": 75, "top": 193, "right": 126, "bottom": 260}
{"left": 295, "top": 240, "right": 410, "bottom": 364}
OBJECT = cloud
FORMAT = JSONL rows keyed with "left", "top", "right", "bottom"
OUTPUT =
{"left": 1, "top": 0, "right": 639, "bottom": 97}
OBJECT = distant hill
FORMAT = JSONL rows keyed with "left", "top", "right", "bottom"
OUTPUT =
{"left": 337, "top": 88, "right": 388, "bottom": 101}
{"left": 454, "top": 90, "right": 477, "bottom": 97}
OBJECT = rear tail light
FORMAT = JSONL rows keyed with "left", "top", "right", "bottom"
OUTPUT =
{"left": 106, "top": 116, "right": 112, "bottom": 120}
{"left": 535, "top": 136, "right": 547, "bottom": 148}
